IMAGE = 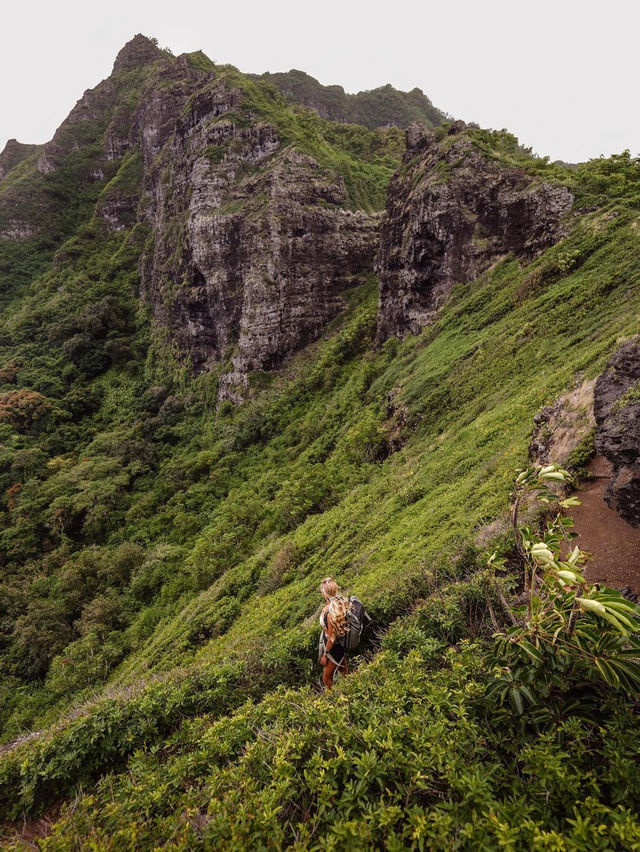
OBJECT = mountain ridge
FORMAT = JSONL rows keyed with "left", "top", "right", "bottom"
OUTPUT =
{"left": 0, "top": 34, "right": 446, "bottom": 162}
{"left": 254, "top": 67, "right": 447, "bottom": 129}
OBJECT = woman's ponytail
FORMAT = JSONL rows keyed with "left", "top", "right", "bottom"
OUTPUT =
{"left": 328, "top": 595, "right": 351, "bottom": 638}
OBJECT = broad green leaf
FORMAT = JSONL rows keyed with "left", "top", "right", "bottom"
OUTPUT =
{"left": 517, "top": 640, "right": 544, "bottom": 663}
{"left": 595, "top": 658, "right": 620, "bottom": 687}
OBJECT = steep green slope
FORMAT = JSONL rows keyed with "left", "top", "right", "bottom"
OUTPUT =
{"left": 0, "top": 141, "right": 40, "bottom": 182}
{"left": 19, "top": 647, "right": 640, "bottom": 849}
{"left": 0, "top": 48, "right": 164, "bottom": 302}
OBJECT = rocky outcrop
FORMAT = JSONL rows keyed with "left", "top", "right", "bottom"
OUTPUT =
{"left": 0, "top": 36, "right": 164, "bottom": 246}
{"left": 133, "top": 65, "right": 378, "bottom": 399}
{"left": 529, "top": 378, "right": 596, "bottom": 465}
{"left": 33, "top": 36, "right": 164, "bottom": 180}
{"left": 2, "top": 35, "right": 381, "bottom": 396}
{"left": 376, "top": 121, "right": 574, "bottom": 341}
{"left": 214, "top": 152, "right": 378, "bottom": 401}
{"left": 593, "top": 338, "right": 640, "bottom": 526}
{"left": 112, "top": 33, "right": 164, "bottom": 75}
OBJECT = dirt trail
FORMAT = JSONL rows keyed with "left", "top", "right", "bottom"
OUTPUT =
{"left": 0, "top": 814, "right": 55, "bottom": 847}
{"left": 571, "top": 455, "right": 640, "bottom": 595}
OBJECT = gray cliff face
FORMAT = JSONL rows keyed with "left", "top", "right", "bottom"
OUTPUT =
{"left": 594, "top": 339, "right": 640, "bottom": 526}
{"left": 376, "top": 121, "right": 574, "bottom": 341}
{"left": 129, "top": 63, "right": 378, "bottom": 400}
{"left": 6, "top": 36, "right": 584, "bottom": 405}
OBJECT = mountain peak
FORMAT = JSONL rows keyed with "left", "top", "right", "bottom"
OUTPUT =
{"left": 112, "top": 33, "right": 164, "bottom": 75}
{"left": 0, "top": 138, "right": 39, "bottom": 181}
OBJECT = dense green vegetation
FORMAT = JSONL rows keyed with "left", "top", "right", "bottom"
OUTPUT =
{"left": 486, "top": 464, "right": 640, "bottom": 719}
{"left": 192, "top": 63, "right": 406, "bottom": 212}
{"left": 0, "top": 50, "right": 411, "bottom": 744}
{"left": 21, "top": 644, "right": 640, "bottom": 849}
{"left": 1, "top": 40, "right": 640, "bottom": 846}
{"left": 256, "top": 69, "right": 447, "bottom": 131}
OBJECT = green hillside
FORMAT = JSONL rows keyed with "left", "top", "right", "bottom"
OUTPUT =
{"left": 0, "top": 37, "right": 640, "bottom": 850}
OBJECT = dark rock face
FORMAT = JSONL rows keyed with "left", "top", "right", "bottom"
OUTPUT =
{"left": 131, "top": 67, "right": 378, "bottom": 400}
{"left": 376, "top": 121, "right": 574, "bottom": 340}
{"left": 1, "top": 36, "right": 379, "bottom": 399}
{"left": 594, "top": 339, "right": 640, "bottom": 526}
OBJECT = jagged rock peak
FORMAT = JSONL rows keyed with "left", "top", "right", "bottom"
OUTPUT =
{"left": 0, "top": 139, "right": 39, "bottom": 181}
{"left": 255, "top": 70, "right": 446, "bottom": 130}
{"left": 112, "top": 34, "right": 164, "bottom": 75}
{"left": 376, "top": 120, "right": 574, "bottom": 341}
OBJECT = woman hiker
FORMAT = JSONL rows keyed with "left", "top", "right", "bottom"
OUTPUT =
{"left": 318, "top": 577, "right": 351, "bottom": 690}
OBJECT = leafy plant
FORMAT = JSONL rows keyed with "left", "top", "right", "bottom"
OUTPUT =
{"left": 486, "top": 464, "right": 640, "bottom": 720}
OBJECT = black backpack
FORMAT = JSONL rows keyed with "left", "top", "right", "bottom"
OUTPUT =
{"left": 342, "top": 596, "right": 371, "bottom": 651}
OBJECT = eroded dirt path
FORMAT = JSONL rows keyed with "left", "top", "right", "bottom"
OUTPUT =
{"left": 571, "top": 456, "right": 640, "bottom": 595}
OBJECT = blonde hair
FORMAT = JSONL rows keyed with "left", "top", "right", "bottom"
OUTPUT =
{"left": 320, "top": 577, "right": 338, "bottom": 598}
{"left": 320, "top": 577, "right": 351, "bottom": 638}
{"left": 328, "top": 596, "right": 351, "bottom": 638}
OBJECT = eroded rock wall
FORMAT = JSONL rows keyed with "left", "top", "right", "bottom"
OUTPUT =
{"left": 376, "top": 121, "right": 574, "bottom": 341}
{"left": 130, "top": 59, "right": 378, "bottom": 399}
{"left": 2, "top": 34, "right": 381, "bottom": 399}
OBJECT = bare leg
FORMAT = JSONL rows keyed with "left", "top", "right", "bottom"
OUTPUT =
{"left": 322, "top": 660, "right": 338, "bottom": 690}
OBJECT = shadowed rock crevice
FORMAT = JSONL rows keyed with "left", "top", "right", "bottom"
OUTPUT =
{"left": 594, "top": 338, "right": 640, "bottom": 526}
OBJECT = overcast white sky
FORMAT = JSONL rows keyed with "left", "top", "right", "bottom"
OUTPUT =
{"left": 1, "top": 0, "right": 638, "bottom": 163}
